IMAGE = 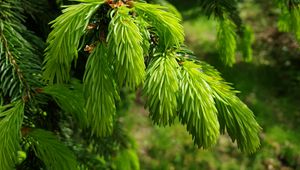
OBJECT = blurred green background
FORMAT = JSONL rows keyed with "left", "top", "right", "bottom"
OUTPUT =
{"left": 121, "top": 1, "right": 300, "bottom": 169}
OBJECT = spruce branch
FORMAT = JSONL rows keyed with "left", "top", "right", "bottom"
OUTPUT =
{"left": 83, "top": 43, "right": 119, "bottom": 137}
{"left": 143, "top": 52, "right": 179, "bottom": 126}
{"left": 107, "top": 6, "right": 145, "bottom": 90}
{"left": 37, "top": 0, "right": 262, "bottom": 154}
{"left": 0, "top": 1, "right": 42, "bottom": 101}
{"left": 134, "top": 2, "right": 184, "bottom": 49}
{"left": 198, "top": 62, "right": 262, "bottom": 153}
{"left": 43, "top": 0, "right": 104, "bottom": 84}
{"left": 179, "top": 61, "right": 220, "bottom": 148}
{"left": 0, "top": 29, "right": 30, "bottom": 101}
{"left": 217, "top": 18, "right": 237, "bottom": 67}
{"left": 0, "top": 100, "right": 24, "bottom": 170}
{"left": 196, "top": 0, "right": 256, "bottom": 65}
{"left": 28, "top": 129, "right": 78, "bottom": 170}
{"left": 42, "top": 81, "right": 87, "bottom": 127}
{"left": 277, "top": 0, "right": 300, "bottom": 42}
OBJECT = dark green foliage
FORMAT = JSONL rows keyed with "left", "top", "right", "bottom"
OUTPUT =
{"left": 28, "top": 129, "right": 78, "bottom": 170}
{"left": 42, "top": 81, "right": 87, "bottom": 127}
{"left": 0, "top": 0, "right": 42, "bottom": 100}
{"left": 199, "top": 0, "right": 237, "bottom": 19}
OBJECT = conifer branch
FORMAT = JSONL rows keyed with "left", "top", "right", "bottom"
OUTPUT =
{"left": 179, "top": 61, "right": 220, "bottom": 148}
{"left": 43, "top": 0, "right": 104, "bottom": 84}
{"left": 143, "top": 52, "right": 179, "bottom": 126}
{"left": 217, "top": 18, "right": 237, "bottom": 67}
{"left": 42, "top": 81, "right": 87, "bottom": 127}
{"left": 277, "top": 0, "right": 300, "bottom": 42}
{"left": 0, "top": 30, "right": 31, "bottom": 101}
{"left": 83, "top": 43, "right": 119, "bottom": 137}
{"left": 198, "top": 62, "right": 262, "bottom": 153}
{"left": 134, "top": 2, "right": 184, "bottom": 49}
{"left": 0, "top": 1, "right": 42, "bottom": 101}
{"left": 28, "top": 129, "right": 78, "bottom": 170}
{"left": 107, "top": 6, "right": 145, "bottom": 89}
{"left": 0, "top": 101, "right": 24, "bottom": 170}
{"left": 36, "top": 0, "right": 262, "bottom": 155}
{"left": 197, "top": 0, "right": 256, "bottom": 65}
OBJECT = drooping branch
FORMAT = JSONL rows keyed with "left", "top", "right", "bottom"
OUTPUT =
{"left": 0, "top": 31, "right": 31, "bottom": 101}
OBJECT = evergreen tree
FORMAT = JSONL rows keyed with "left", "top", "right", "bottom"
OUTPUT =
{"left": 2, "top": 0, "right": 299, "bottom": 169}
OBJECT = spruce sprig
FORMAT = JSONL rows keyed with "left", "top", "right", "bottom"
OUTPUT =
{"left": 0, "top": 1, "right": 42, "bottom": 100}
{"left": 83, "top": 43, "right": 119, "bottom": 137}
{"left": 134, "top": 2, "right": 184, "bottom": 49}
{"left": 43, "top": 0, "right": 104, "bottom": 84}
{"left": 217, "top": 18, "right": 237, "bottom": 67}
{"left": 277, "top": 0, "right": 300, "bottom": 42}
{"left": 0, "top": 101, "right": 24, "bottom": 170}
{"left": 107, "top": 6, "right": 145, "bottom": 90}
{"left": 179, "top": 61, "right": 220, "bottom": 148}
{"left": 199, "top": 62, "right": 262, "bottom": 153}
{"left": 143, "top": 52, "right": 179, "bottom": 126}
